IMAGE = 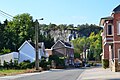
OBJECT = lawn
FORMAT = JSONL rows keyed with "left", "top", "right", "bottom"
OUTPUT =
{"left": 0, "top": 69, "right": 35, "bottom": 76}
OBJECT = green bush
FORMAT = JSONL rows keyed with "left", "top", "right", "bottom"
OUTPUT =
{"left": 39, "top": 59, "right": 50, "bottom": 70}
{"left": 49, "top": 55, "right": 65, "bottom": 69}
{"left": 9, "top": 59, "right": 14, "bottom": 69}
{"left": 0, "top": 48, "right": 11, "bottom": 55}
{"left": 13, "top": 60, "right": 20, "bottom": 69}
{"left": 102, "top": 59, "right": 109, "bottom": 69}
{"left": 3, "top": 60, "right": 9, "bottom": 69}
{"left": 19, "top": 60, "right": 32, "bottom": 69}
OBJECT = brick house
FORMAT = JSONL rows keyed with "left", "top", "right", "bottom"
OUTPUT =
{"left": 51, "top": 40, "right": 74, "bottom": 66}
{"left": 100, "top": 5, "right": 120, "bottom": 72}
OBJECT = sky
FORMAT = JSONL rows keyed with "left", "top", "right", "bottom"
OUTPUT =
{"left": 0, "top": 0, "right": 120, "bottom": 26}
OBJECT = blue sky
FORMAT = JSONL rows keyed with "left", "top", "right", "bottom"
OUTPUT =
{"left": 0, "top": 0, "right": 120, "bottom": 26}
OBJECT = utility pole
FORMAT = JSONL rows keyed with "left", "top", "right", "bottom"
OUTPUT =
{"left": 35, "top": 19, "right": 39, "bottom": 70}
{"left": 35, "top": 18, "right": 43, "bottom": 70}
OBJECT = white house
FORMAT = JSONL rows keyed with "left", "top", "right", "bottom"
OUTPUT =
{"left": 18, "top": 40, "right": 48, "bottom": 63}
{"left": 0, "top": 52, "right": 18, "bottom": 65}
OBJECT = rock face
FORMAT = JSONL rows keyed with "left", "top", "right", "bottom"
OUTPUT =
{"left": 40, "top": 29, "right": 78, "bottom": 42}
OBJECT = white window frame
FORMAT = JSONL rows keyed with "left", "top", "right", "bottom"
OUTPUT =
{"left": 107, "top": 24, "right": 113, "bottom": 36}
{"left": 117, "top": 21, "right": 120, "bottom": 35}
{"left": 118, "top": 49, "right": 120, "bottom": 63}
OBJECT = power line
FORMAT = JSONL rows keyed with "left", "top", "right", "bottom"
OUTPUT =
{"left": 0, "top": 10, "right": 13, "bottom": 19}
{"left": 0, "top": 11, "right": 12, "bottom": 19}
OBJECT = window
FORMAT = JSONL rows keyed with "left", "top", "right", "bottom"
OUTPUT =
{"left": 107, "top": 25, "right": 112, "bottom": 35}
{"left": 118, "top": 49, "right": 120, "bottom": 63}
{"left": 117, "top": 21, "right": 120, "bottom": 35}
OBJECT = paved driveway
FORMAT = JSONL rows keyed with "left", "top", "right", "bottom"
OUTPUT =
{"left": 0, "top": 69, "right": 84, "bottom": 80}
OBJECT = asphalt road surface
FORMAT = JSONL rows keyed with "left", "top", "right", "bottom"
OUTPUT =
{"left": 1, "top": 68, "right": 84, "bottom": 80}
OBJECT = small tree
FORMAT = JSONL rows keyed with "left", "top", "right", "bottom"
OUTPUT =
{"left": 3, "top": 60, "right": 9, "bottom": 69}
{"left": 9, "top": 59, "right": 14, "bottom": 69}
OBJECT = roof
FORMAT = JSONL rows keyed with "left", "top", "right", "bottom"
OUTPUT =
{"left": 18, "top": 40, "right": 45, "bottom": 51}
{"left": 113, "top": 5, "right": 120, "bottom": 13}
{"left": 18, "top": 41, "right": 35, "bottom": 51}
{"left": 99, "top": 16, "right": 113, "bottom": 26}
{"left": 51, "top": 40, "right": 73, "bottom": 49}
{"left": 60, "top": 40, "right": 72, "bottom": 47}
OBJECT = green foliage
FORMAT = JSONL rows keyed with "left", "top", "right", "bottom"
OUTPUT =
{"left": 39, "top": 57, "right": 50, "bottom": 70}
{"left": 89, "top": 32, "right": 102, "bottom": 61}
{"left": 39, "top": 34, "right": 54, "bottom": 49}
{"left": 9, "top": 59, "right": 14, "bottom": 69}
{"left": 0, "top": 48, "right": 11, "bottom": 55}
{"left": 49, "top": 55, "right": 65, "bottom": 68}
{"left": 8, "top": 13, "right": 34, "bottom": 50}
{"left": 77, "top": 23, "right": 103, "bottom": 37}
{"left": 1, "top": 60, "right": 35, "bottom": 70}
{"left": 102, "top": 59, "right": 109, "bottom": 69}
{"left": 72, "top": 32, "right": 102, "bottom": 61}
{"left": 74, "top": 53, "right": 80, "bottom": 58}
{"left": 19, "top": 60, "right": 33, "bottom": 69}
{"left": 3, "top": 60, "right": 9, "bottom": 69}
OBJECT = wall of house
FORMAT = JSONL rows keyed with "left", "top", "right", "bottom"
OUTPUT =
{"left": 0, "top": 52, "right": 18, "bottom": 65}
{"left": 112, "top": 13, "right": 120, "bottom": 72}
{"left": 113, "top": 13, "right": 120, "bottom": 41}
{"left": 103, "top": 44, "right": 109, "bottom": 59}
{"left": 19, "top": 43, "right": 35, "bottom": 62}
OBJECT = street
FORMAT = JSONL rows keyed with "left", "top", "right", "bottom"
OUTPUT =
{"left": 0, "top": 69, "right": 84, "bottom": 80}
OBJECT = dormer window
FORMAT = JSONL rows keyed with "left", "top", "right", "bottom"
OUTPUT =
{"left": 117, "top": 21, "right": 120, "bottom": 35}
{"left": 107, "top": 24, "right": 112, "bottom": 36}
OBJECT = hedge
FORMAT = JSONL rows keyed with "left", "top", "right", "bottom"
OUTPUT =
{"left": 102, "top": 59, "right": 109, "bottom": 69}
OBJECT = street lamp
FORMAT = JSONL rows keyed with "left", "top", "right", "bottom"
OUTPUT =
{"left": 35, "top": 18, "right": 43, "bottom": 70}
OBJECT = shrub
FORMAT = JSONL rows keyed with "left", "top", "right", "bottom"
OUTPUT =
{"left": 49, "top": 55, "right": 65, "bottom": 69}
{"left": 102, "top": 59, "right": 109, "bottom": 69}
{"left": 40, "top": 59, "right": 50, "bottom": 70}
{"left": 19, "top": 60, "right": 32, "bottom": 69}
{"left": 9, "top": 59, "right": 14, "bottom": 69}
{"left": 3, "top": 60, "right": 9, "bottom": 69}
{"left": 0, "top": 48, "right": 11, "bottom": 55}
{"left": 13, "top": 60, "right": 19, "bottom": 69}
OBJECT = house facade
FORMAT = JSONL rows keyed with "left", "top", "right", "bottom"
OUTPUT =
{"left": 0, "top": 52, "right": 18, "bottom": 65}
{"left": 51, "top": 40, "right": 74, "bottom": 66}
{"left": 18, "top": 41, "right": 48, "bottom": 62}
{"left": 100, "top": 5, "right": 120, "bottom": 72}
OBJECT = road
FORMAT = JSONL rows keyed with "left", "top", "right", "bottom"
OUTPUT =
{"left": 0, "top": 68, "right": 84, "bottom": 80}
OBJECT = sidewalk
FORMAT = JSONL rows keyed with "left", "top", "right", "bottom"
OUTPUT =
{"left": 77, "top": 67, "right": 120, "bottom": 80}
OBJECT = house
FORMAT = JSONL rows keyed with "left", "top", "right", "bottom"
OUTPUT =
{"left": 45, "top": 49, "right": 52, "bottom": 57}
{"left": 100, "top": 5, "right": 120, "bottom": 72}
{"left": 0, "top": 52, "right": 18, "bottom": 65}
{"left": 51, "top": 40, "right": 74, "bottom": 66}
{"left": 18, "top": 40, "right": 48, "bottom": 62}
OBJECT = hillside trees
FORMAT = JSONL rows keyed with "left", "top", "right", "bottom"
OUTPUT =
{"left": 72, "top": 32, "right": 102, "bottom": 61}
{"left": 77, "top": 23, "right": 103, "bottom": 37}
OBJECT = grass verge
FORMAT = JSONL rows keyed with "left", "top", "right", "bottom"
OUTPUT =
{"left": 0, "top": 69, "right": 36, "bottom": 76}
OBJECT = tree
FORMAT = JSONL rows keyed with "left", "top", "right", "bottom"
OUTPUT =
{"left": 71, "top": 37, "right": 90, "bottom": 59}
{"left": 77, "top": 23, "right": 103, "bottom": 37}
{"left": 89, "top": 32, "right": 102, "bottom": 61}
{"left": 8, "top": 13, "right": 34, "bottom": 50}
{"left": 72, "top": 32, "right": 102, "bottom": 61}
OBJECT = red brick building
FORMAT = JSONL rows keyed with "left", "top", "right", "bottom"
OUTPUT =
{"left": 100, "top": 5, "right": 120, "bottom": 72}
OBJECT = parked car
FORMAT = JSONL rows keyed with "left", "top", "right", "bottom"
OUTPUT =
{"left": 74, "top": 61, "right": 81, "bottom": 68}
{"left": 85, "top": 63, "right": 90, "bottom": 67}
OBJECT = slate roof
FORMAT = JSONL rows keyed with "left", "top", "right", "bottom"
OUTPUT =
{"left": 113, "top": 5, "right": 120, "bottom": 13}
{"left": 60, "top": 40, "right": 72, "bottom": 47}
